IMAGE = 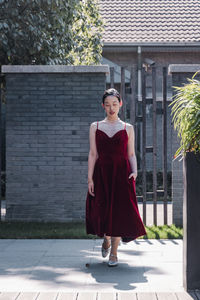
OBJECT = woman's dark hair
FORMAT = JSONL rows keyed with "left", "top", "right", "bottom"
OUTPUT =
{"left": 102, "top": 88, "right": 121, "bottom": 104}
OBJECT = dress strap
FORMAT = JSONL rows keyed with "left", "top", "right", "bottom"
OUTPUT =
{"left": 97, "top": 121, "right": 98, "bottom": 129}
{"left": 124, "top": 122, "right": 126, "bottom": 130}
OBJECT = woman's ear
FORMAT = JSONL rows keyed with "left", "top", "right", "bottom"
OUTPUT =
{"left": 120, "top": 100, "right": 123, "bottom": 107}
{"left": 101, "top": 103, "right": 104, "bottom": 109}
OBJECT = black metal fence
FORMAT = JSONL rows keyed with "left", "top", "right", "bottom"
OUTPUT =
{"left": 108, "top": 65, "right": 171, "bottom": 225}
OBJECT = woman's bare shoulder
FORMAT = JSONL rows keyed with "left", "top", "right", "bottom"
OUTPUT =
{"left": 125, "top": 122, "right": 134, "bottom": 130}
{"left": 90, "top": 121, "right": 98, "bottom": 131}
{"left": 90, "top": 121, "right": 97, "bottom": 127}
{"left": 98, "top": 119, "right": 106, "bottom": 125}
{"left": 124, "top": 122, "right": 135, "bottom": 137}
{"left": 90, "top": 119, "right": 106, "bottom": 127}
{"left": 125, "top": 122, "right": 133, "bottom": 128}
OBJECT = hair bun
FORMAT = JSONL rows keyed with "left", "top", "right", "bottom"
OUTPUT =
{"left": 102, "top": 88, "right": 121, "bottom": 104}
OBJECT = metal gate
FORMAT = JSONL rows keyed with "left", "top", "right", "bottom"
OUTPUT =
{"left": 108, "top": 65, "right": 170, "bottom": 226}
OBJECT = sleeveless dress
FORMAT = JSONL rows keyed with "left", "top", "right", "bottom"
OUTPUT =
{"left": 86, "top": 121, "right": 146, "bottom": 243}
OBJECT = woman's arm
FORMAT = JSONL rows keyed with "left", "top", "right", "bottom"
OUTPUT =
{"left": 88, "top": 122, "right": 98, "bottom": 196}
{"left": 127, "top": 125, "right": 137, "bottom": 180}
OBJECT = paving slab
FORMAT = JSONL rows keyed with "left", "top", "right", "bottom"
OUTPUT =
{"left": 0, "top": 292, "right": 198, "bottom": 300}
{"left": 0, "top": 239, "right": 183, "bottom": 293}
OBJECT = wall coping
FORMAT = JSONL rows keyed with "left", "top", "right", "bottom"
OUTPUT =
{"left": 169, "top": 64, "right": 200, "bottom": 74}
{"left": 1, "top": 65, "right": 110, "bottom": 74}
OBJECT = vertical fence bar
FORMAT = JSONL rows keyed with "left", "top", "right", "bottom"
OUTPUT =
{"left": 142, "top": 67, "right": 146, "bottom": 225}
{"left": 0, "top": 74, "right": 2, "bottom": 221}
{"left": 162, "top": 67, "right": 168, "bottom": 224}
{"left": 130, "top": 66, "right": 138, "bottom": 177}
{"left": 131, "top": 66, "right": 140, "bottom": 169}
{"left": 110, "top": 67, "right": 114, "bottom": 88}
{"left": 120, "top": 66, "right": 126, "bottom": 121}
{"left": 152, "top": 66, "right": 157, "bottom": 225}
{"left": 130, "top": 65, "right": 137, "bottom": 126}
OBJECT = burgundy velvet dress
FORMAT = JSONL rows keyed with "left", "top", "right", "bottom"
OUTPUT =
{"left": 86, "top": 122, "right": 146, "bottom": 243}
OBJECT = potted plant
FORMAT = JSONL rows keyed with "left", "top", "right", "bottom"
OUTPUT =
{"left": 170, "top": 71, "right": 200, "bottom": 291}
{"left": 170, "top": 71, "right": 200, "bottom": 159}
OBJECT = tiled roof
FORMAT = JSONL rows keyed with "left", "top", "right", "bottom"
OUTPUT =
{"left": 98, "top": 0, "right": 200, "bottom": 44}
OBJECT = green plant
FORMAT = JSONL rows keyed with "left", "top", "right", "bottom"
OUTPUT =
{"left": 0, "top": 0, "right": 104, "bottom": 65}
{"left": 0, "top": 221, "right": 183, "bottom": 239}
{"left": 170, "top": 72, "right": 200, "bottom": 158}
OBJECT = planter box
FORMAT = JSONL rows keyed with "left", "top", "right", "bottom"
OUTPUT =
{"left": 183, "top": 152, "right": 200, "bottom": 290}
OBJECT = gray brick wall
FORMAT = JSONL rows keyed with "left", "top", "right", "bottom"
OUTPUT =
{"left": 3, "top": 66, "right": 108, "bottom": 221}
{"left": 169, "top": 66, "right": 200, "bottom": 226}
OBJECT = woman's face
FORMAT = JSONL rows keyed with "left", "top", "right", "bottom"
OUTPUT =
{"left": 102, "top": 96, "right": 122, "bottom": 117}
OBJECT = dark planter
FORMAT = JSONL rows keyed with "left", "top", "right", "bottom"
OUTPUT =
{"left": 183, "top": 152, "right": 200, "bottom": 291}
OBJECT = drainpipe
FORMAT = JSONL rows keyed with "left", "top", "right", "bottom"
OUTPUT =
{"left": 137, "top": 46, "right": 142, "bottom": 170}
{"left": 137, "top": 46, "right": 142, "bottom": 101}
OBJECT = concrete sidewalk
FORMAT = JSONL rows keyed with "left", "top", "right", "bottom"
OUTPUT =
{"left": 0, "top": 239, "right": 183, "bottom": 293}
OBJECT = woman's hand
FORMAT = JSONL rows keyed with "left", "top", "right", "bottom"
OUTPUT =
{"left": 128, "top": 172, "right": 137, "bottom": 180}
{"left": 88, "top": 179, "right": 95, "bottom": 196}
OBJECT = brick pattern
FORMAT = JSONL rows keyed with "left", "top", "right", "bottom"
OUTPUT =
{"left": 5, "top": 72, "right": 106, "bottom": 221}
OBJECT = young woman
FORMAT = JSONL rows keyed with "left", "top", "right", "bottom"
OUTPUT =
{"left": 86, "top": 88, "right": 146, "bottom": 267}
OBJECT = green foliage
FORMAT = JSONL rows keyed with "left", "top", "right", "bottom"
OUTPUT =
{"left": 0, "top": 221, "right": 183, "bottom": 239}
{"left": 143, "top": 224, "right": 183, "bottom": 239}
{"left": 170, "top": 72, "right": 200, "bottom": 158}
{"left": 67, "top": 0, "right": 105, "bottom": 65}
{"left": 0, "top": 0, "right": 105, "bottom": 65}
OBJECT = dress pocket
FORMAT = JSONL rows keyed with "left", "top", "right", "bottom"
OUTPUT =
{"left": 128, "top": 176, "right": 135, "bottom": 183}
{"left": 128, "top": 176, "right": 135, "bottom": 184}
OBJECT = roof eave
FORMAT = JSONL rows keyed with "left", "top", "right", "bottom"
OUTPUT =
{"left": 103, "top": 42, "right": 200, "bottom": 47}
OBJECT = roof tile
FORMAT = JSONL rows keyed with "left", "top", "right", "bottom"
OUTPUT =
{"left": 98, "top": 0, "right": 200, "bottom": 44}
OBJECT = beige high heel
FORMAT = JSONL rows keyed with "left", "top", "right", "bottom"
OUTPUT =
{"left": 101, "top": 238, "right": 111, "bottom": 258}
{"left": 108, "top": 253, "right": 118, "bottom": 267}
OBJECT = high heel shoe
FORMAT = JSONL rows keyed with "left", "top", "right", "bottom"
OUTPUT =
{"left": 101, "top": 238, "right": 111, "bottom": 258}
{"left": 108, "top": 253, "right": 118, "bottom": 267}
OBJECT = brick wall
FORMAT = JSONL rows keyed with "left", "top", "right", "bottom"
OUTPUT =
{"left": 2, "top": 65, "right": 108, "bottom": 222}
{"left": 169, "top": 65, "right": 200, "bottom": 226}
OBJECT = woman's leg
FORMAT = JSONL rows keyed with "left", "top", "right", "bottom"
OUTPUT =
{"left": 103, "top": 234, "right": 111, "bottom": 249}
{"left": 110, "top": 236, "right": 121, "bottom": 260}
